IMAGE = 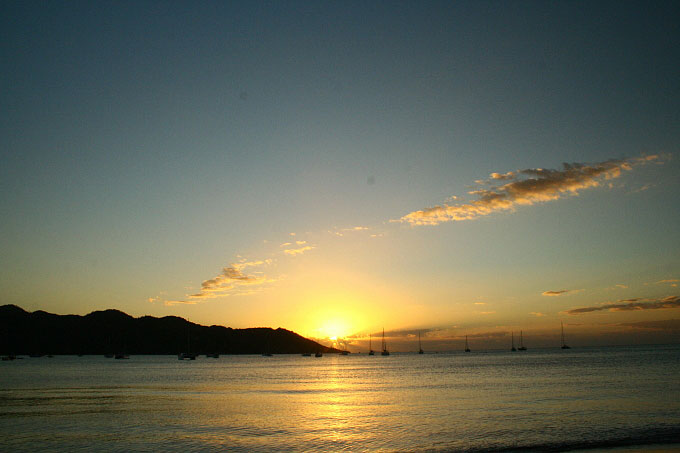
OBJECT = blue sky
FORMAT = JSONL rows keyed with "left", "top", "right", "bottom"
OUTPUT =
{"left": 1, "top": 1, "right": 679, "bottom": 348}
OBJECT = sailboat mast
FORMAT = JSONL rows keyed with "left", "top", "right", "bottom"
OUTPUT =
{"left": 561, "top": 322, "right": 565, "bottom": 346}
{"left": 382, "top": 328, "right": 385, "bottom": 351}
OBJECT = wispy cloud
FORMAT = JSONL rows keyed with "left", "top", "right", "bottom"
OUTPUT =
{"left": 530, "top": 312, "right": 546, "bottom": 317}
{"left": 283, "top": 245, "right": 314, "bottom": 256}
{"left": 328, "top": 226, "right": 371, "bottom": 237}
{"left": 542, "top": 290, "right": 571, "bottom": 297}
{"left": 352, "top": 328, "right": 439, "bottom": 339}
{"left": 343, "top": 226, "right": 369, "bottom": 232}
{"left": 566, "top": 296, "right": 680, "bottom": 314}
{"left": 629, "top": 183, "right": 653, "bottom": 194}
{"left": 619, "top": 319, "right": 680, "bottom": 331}
{"left": 234, "top": 259, "right": 272, "bottom": 270}
{"left": 465, "top": 331, "right": 510, "bottom": 340}
{"left": 398, "top": 155, "right": 661, "bottom": 226}
{"left": 656, "top": 279, "right": 679, "bottom": 288}
{"left": 166, "top": 261, "right": 274, "bottom": 304}
{"left": 542, "top": 289, "right": 583, "bottom": 297}
{"left": 165, "top": 299, "right": 198, "bottom": 306}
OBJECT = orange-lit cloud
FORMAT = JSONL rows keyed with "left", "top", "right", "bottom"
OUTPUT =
{"left": 398, "top": 155, "right": 661, "bottom": 226}
{"left": 656, "top": 279, "right": 679, "bottom": 287}
{"left": 167, "top": 261, "right": 274, "bottom": 304}
{"left": 283, "top": 245, "right": 314, "bottom": 256}
{"left": 234, "top": 259, "right": 272, "bottom": 270}
{"left": 567, "top": 296, "right": 680, "bottom": 314}
{"left": 343, "top": 226, "right": 369, "bottom": 232}
{"left": 530, "top": 312, "right": 546, "bottom": 317}
{"left": 164, "top": 299, "right": 198, "bottom": 306}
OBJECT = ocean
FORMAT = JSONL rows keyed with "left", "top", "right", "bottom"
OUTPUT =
{"left": 1, "top": 344, "right": 679, "bottom": 452}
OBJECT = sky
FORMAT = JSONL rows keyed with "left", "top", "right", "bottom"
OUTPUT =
{"left": 1, "top": 1, "right": 679, "bottom": 351}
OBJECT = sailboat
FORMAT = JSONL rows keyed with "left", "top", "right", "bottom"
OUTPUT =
{"left": 464, "top": 335, "right": 471, "bottom": 352}
{"left": 418, "top": 331, "right": 424, "bottom": 354}
{"left": 517, "top": 330, "right": 527, "bottom": 351}
{"left": 368, "top": 334, "right": 375, "bottom": 355}
{"left": 178, "top": 326, "right": 198, "bottom": 360}
{"left": 381, "top": 328, "right": 390, "bottom": 356}
{"left": 511, "top": 332, "right": 517, "bottom": 351}
{"left": 561, "top": 322, "right": 571, "bottom": 349}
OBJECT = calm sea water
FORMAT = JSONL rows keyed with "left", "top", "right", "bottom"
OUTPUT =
{"left": 1, "top": 345, "right": 679, "bottom": 452}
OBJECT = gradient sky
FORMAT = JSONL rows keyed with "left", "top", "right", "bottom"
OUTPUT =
{"left": 2, "top": 1, "right": 679, "bottom": 350}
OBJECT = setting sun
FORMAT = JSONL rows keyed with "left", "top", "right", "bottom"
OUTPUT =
{"left": 318, "top": 319, "right": 352, "bottom": 341}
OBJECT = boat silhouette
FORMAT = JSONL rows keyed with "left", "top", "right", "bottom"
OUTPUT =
{"left": 381, "top": 328, "right": 390, "bottom": 356}
{"left": 517, "top": 330, "right": 527, "bottom": 351}
{"left": 178, "top": 326, "right": 197, "bottom": 360}
{"left": 561, "top": 322, "right": 571, "bottom": 349}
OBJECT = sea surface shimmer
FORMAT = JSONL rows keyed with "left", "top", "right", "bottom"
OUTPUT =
{"left": 1, "top": 344, "right": 679, "bottom": 452}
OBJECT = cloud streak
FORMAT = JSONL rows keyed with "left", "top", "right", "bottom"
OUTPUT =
{"left": 542, "top": 290, "right": 570, "bottom": 297}
{"left": 398, "top": 155, "right": 660, "bottom": 226}
{"left": 283, "top": 245, "right": 314, "bottom": 256}
{"left": 166, "top": 261, "right": 274, "bottom": 304}
{"left": 567, "top": 296, "right": 680, "bottom": 314}
{"left": 619, "top": 319, "right": 680, "bottom": 331}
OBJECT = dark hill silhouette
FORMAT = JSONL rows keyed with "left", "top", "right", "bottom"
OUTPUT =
{"left": 0, "top": 305, "right": 339, "bottom": 355}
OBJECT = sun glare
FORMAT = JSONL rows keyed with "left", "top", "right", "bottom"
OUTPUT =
{"left": 297, "top": 290, "right": 372, "bottom": 340}
{"left": 319, "top": 320, "right": 351, "bottom": 340}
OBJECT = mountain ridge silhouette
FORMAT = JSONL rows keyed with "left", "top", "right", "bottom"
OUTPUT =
{"left": 0, "top": 305, "right": 340, "bottom": 355}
